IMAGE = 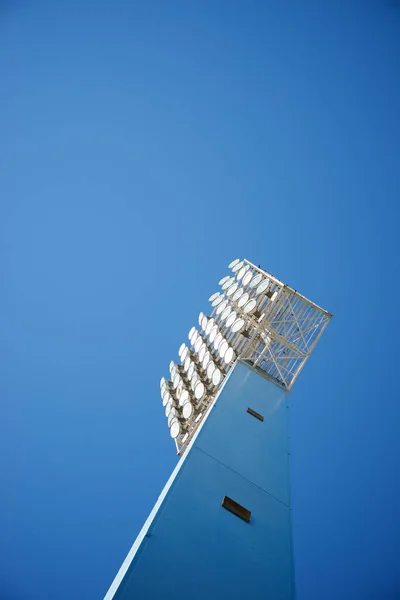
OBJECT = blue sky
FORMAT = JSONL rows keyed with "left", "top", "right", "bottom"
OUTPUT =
{"left": 1, "top": 1, "right": 399, "bottom": 598}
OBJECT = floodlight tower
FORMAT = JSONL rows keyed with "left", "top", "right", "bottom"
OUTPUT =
{"left": 104, "top": 259, "right": 331, "bottom": 600}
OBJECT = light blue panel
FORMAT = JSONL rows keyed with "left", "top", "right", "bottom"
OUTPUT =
{"left": 115, "top": 447, "right": 293, "bottom": 600}
{"left": 111, "top": 362, "right": 294, "bottom": 600}
{"left": 195, "top": 361, "right": 290, "bottom": 505}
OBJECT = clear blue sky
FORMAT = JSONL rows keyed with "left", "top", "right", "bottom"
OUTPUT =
{"left": 1, "top": 1, "right": 399, "bottom": 599}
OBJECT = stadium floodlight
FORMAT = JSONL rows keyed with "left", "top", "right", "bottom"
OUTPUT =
{"left": 221, "top": 278, "right": 234, "bottom": 290}
{"left": 231, "top": 260, "right": 244, "bottom": 273}
{"left": 225, "top": 311, "right": 237, "bottom": 328}
{"left": 218, "top": 275, "right": 231, "bottom": 286}
{"left": 243, "top": 299, "right": 260, "bottom": 318}
{"left": 220, "top": 305, "right": 232, "bottom": 322}
{"left": 194, "top": 381, "right": 206, "bottom": 401}
{"left": 228, "top": 258, "right": 241, "bottom": 269}
{"left": 211, "top": 368, "right": 223, "bottom": 386}
{"left": 216, "top": 300, "right": 228, "bottom": 316}
{"left": 194, "top": 336, "right": 202, "bottom": 353}
{"left": 205, "top": 319, "right": 214, "bottom": 335}
{"left": 226, "top": 283, "right": 238, "bottom": 297}
{"left": 237, "top": 293, "right": 249, "bottom": 309}
{"left": 249, "top": 273, "right": 263, "bottom": 289}
{"left": 182, "top": 401, "right": 196, "bottom": 420}
{"left": 169, "top": 418, "right": 187, "bottom": 439}
{"left": 255, "top": 279, "right": 270, "bottom": 296}
{"left": 206, "top": 361, "right": 216, "bottom": 380}
{"left": 224, "top": 346, "right": 235, "bottom": 364}
{"left": 209, "top": 325, "right": 219, "bottom": 343}
{"left": 242, "top": 270, "right": 252, "bottom": 286}
{"left": 232, "top": 287, "right": 244, "bottom": 302}
{"left": 178, "top": 389, "right": 190, "bottom": 407}
{"left": 202, "top": 351, "right": 212, "bottom": 371}
{"left": 212, "top": 295, "right": 225, "bottom": 308}
{"left": 167, "top": 408, "right": 180, "bottom": 427}
{"left": 161, "top": 390, "right": 171, "bottom": 407}
{"left": 214, "top": 332, "right": 223, "bottom": 351}
{"left": 160, "top": 258, "right": 331, "bottom": 455}
{"left": 236, "top": 265, "right": 249, "bottom": 281}
{"left": 218, "top": 340, "right": 229, "bottom": 360}
{"left": 231, "top": 317, "right": 250, "bottom": 337}
{"left": 198, "top": 344, "right": 207, "bottom": 363}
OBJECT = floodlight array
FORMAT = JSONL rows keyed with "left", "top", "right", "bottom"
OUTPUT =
{"left": 160, "top": 258, "right": 331, "bottom": 454}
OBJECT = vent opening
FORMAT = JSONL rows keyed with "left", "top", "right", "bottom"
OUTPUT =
{"left": 247, "top": 407, "right": 264, "bottom": 422}
{"left": 221, "top": 496, "right": 251, "bottom": 523}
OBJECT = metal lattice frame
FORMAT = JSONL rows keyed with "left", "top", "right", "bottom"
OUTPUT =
{"left": 236, "top": 260, "right": 331, "bottom": 390}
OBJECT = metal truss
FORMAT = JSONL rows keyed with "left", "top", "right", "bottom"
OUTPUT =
{"left": 235, "top": 261, "right": 332, "bottom": 389}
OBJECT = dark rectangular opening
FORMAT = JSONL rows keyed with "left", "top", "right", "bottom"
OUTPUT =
{"left": 247, "top": 407, "right": 264, "bottom": 422}
{"left": 221, "top": 496, "right": 251, "bottom": 523}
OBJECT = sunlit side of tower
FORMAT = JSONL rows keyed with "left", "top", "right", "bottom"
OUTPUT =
{"left": 104, "top": 259, "right": 331, "bottom": 600}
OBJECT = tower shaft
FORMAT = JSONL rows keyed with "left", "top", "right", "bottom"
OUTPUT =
{"left": 105, "top": 361, "right": 295, "bottom": 600}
